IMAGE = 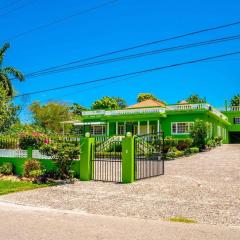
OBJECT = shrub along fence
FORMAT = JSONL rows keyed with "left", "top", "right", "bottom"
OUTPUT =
{"left": 0, "top": 137, "right": 80, "bottom": 177}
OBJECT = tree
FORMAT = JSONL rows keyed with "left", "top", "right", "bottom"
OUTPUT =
{"left": 190, "top": 120, "right": 209, "bottom": 151}
{"left": 40, "top": 141, "right": 79, "bottom": 179}
{"left": 0, "top": 43, "right": 24, "bottom": 97}
{"left": 185, "top": 94, "right": 206, "bottom": 104}
{"left": 137, "top": 93, "right": 159, "bottom": 103}
{"left": 29, "top": 102, "right": 71, "bottom": 134}
{"left": 70, "top": 103, "right": 88, "bottom": 115}
{"left": 230, "top": 94, "right": 240, "bottom": 106}
{"left": 92, "top": 96, "right": 126, "bottom": 110}
{"left": 113, "top": 97, "right": 127, "bottom": 109}
{"left": 0, "top": 83, "right": 19, "bottom": 133}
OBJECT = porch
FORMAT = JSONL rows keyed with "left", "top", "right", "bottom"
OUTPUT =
{"left": 70, "top": 120, "right": 162, "bottom": 136}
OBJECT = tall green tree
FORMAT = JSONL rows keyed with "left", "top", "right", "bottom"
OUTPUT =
{"left": 29, "top": 102, "right": 71, "bottom": 134}
{"left": 185, "top": 94, "right": 206, "bottom": 104}
{"left": 137, "top": 93, "right": 159, "bottom": 103}
{"left": 0, "top": 83, "right": 19, "bottom": 132}
{"left": 190, "top": 119, "right": 209, "bottom": 151}
{"left": 92, "top": 96, "right": 126, "bottom": 110}
{"left": 70, "top": 103, "right": 88, "bottom": 115}
{"left": 113, "top": 97, "right": 127, "bottom": 109}
{"left": 0, "top": 43, "right": 24, "bottom": 97}
{"left": 230, "top": 94, "right": 240, "bottom": 106}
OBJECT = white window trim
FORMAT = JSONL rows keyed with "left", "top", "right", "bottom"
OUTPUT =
{"left": 90, "top": 125, "right": 106, "bottom": 136}
{"left": 234, "top": 117, "right": 240, "bottom": 124}
{"left": 171, "top": 122, "right": 194, "bottom": 135}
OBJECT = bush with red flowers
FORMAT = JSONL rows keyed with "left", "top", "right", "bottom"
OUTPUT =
{"left": 19, "top": 132, "right": 46, "bottom": 150}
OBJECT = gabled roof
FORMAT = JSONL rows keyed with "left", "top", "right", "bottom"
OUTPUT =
{"left": 126, "top": 99, "right": 166, "bottom": 109}
{"left": 178, "top": 100, "right": 188, "bottom": 104}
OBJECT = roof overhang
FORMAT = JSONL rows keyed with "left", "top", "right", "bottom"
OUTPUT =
{"left": 73, "top": 122, "right": 106, "bottom": 126}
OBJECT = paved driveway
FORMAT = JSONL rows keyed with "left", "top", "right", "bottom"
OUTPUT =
{"left": 1, "top": 144, "right": 240, "bottom": 226}
{"left": 1, "top": 202, "right": 240, "bottom": 240}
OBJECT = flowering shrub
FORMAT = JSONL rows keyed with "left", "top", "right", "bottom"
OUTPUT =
{"left": 19, "top": 132, "right": 46, "bottom": 149}
{"left": 163, "top": 137, "right": 178, "bottom": 153}
{"left": 176, "top": 138, "right": 193, "bottom": 151}
{"left": 40, "top": 141, "right": 79, "bottom": 179}
{"left": 24, "top": 159, "right": 41, "bottom": 178}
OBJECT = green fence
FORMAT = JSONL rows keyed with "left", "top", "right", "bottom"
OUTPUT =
{"left": 0, "top": 136, "right": 80, "bottom": 177}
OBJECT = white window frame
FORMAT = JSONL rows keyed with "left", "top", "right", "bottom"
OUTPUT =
{"left": 171, "top": 122, "right": 194, "bottom": 135}
{"left": 90, "top": 125, "right": 106, "bottom": 136}
{"left": 118, "top": 124, "right": 125, "bottom": 135}
{"left": 234, "top": 117, "right": 240, "bottom": 124}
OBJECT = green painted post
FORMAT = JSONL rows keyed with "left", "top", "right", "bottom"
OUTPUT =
{"left": 80, "top": 136, "right": 94, "bottom": 181}
{"left": 122, "top": 136, "right": 135, "bottom": 183}
{"left": 27, "top": 147, "right": 33, "bottom": 159}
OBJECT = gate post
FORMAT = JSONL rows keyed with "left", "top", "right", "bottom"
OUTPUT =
{"left": 80, "top": 135, "right": 94, "bottom": 181}
{"left": 122, "top": 134, "right": 135, "bottom": 183}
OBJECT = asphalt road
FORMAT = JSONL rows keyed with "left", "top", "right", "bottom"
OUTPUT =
{"left": 0, "top": 201, "right": 239, "bottom": 240}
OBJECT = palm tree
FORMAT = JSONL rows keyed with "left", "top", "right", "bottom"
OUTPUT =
{"left": 0, "top": 43, "right": 24, "bottom": 97}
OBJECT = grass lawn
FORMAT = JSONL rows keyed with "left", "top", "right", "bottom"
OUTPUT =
{"left": 169, "top": 217, "right": 197, "bottom": 224}
{"left": 0, "top": 180, "right": 53, "bottom": 195}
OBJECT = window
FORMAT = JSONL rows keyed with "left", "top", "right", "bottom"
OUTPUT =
{"left": 234, "top": 117, "right": 240, "bottom": 124}
{"left": 118, "top": 124, "right": 125, "bottom": 135}
{"left": 171, "top": 122, "right": 193, "bottom": 134}
{"left": 91, "top": 125, "right": 106, "bottom": 135}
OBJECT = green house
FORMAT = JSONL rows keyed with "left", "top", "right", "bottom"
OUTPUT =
{"left": 222, "top": 105, "right": 240, "bottom": 143}
{"left": 73, "top": 99, "right": 240, "bottom": 144}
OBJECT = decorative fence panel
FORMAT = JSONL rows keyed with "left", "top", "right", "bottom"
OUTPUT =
{"left": 134, "top": 132, "right": 164, "bottom": 180}
{"left": 0, "top": 137, "right": 27, "bottom": 158}
{"left": 32, "top": 150, "right": 52, "bottom": 159}
{"left": 92, "top": 136, "right": 123, "bottom": 182}
{"left": 0, "top": 149, "right": 27, "bottom": 158}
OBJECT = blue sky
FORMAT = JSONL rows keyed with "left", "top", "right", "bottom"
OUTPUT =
{"left": 1, "top": 0, "right": 240, "bottom": 121}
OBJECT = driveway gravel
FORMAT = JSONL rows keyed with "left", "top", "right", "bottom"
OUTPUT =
{"left": 1, "top": 144, "right": 240, "bottom": 226}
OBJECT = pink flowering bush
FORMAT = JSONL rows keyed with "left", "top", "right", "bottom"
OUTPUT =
{"left": 19, "top": 132, "right": 47, "bottom": 149}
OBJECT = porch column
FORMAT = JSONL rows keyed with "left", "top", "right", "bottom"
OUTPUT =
{"left": 137, "top": 121, "right": 140, "bottom": 135}
{"left": 147, "top": 120, "right": 150, "bottom": 134}
{"left": 157, "top": 120, "right": 160, "bottom": 132}
{"left": 116, "top": 122, "right": 118, "bottom": 135}
{"left": 107, "top": 122, "right": 110, "bottom": 136}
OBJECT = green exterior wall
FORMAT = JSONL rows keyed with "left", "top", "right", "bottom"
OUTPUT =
{"left": 79, "top": 103, "right": 238, "bottom": 144}
{"left": 0, "top": 157, "right": 80, "bottom": 177}
{"left": 222, "top": 111, "right": 240, "bottom": 132}
{"left": 222, "top": 110, "right": 240, "bottom": 143}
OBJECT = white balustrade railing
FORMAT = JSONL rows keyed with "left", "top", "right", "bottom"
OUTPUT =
{"left": 105, "top": 107, "right": 165, "bottom": 115}
{"left": 227, "top": 106, "right": 240, "bottom": 111}
{"left": 82, "top": 110, "right": 105, "bottom": 116}
{"left": 166, "top": 103, "right": 210, "bottom": 111}
{"left": 211, "top": 108, "right": 228, "bottom": 121}
{"left": 82, "top": 104, "right": 228, "bottom": 121}
{"left": 167, "top": 104, "right": 228, "bottom": 121}
{"left": 82, "top": 107, "right": 165, "bottom": 116}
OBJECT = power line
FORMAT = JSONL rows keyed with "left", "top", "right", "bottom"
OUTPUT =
{"left": 22, "top": 34, "right": 240, "bottom": 79}
{"left": 51, "top": 74, "right": 142, "bottom": 101}
{"left": 17, "top": 19, "right": 240, "bottom": 77}
{"left": 14, "top": 50, "right": 240, "bottom": 98}
{"left": 3, "top": 0, "right": 119, "bottom": 42}
{"left": 0, "top": 0, "right": 24, "bottom": 11}
{"left": 0, "top": 0, "right": 35, "bottom": 18}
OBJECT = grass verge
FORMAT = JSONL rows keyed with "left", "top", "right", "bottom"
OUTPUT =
{"left": 0, "top": 180, "right": 54, "bottom": 195}
{"left": 169, "top": 217, "right": 197, "bottom": 224}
